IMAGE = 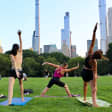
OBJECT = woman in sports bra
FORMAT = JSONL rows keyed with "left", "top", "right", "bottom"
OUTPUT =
{"left": 8, "top": 30, "right": 24, "bottom": 105}
{"left": 41, "top": 62, "right": 79, "bottom": 97}
{"left": 81, "top": 23, "right": 104, "bottom": 107}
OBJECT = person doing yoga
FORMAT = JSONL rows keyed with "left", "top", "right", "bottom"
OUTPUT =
{"left": 41, "top": 62, "right": 79, "bottom": 97}
{"left": 81, "top": 23, "right": 107, "bottom": 107}
{"left": 8, "top": 30, "right": 24, "bottom": 105}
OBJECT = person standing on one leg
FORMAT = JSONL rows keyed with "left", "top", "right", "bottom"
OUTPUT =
{"left": 8, "top": 30, "right": 24, "bottom": 105}
{"left": 41, "top": 62, "right": 79, "bottom": 97}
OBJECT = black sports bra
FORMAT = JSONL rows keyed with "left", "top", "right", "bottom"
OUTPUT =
{"left": 85, "top": 55, "right": 92, "bottom": 69}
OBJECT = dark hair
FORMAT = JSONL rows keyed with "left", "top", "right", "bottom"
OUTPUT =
{"left": 61, "top": 62, "right": 68, "bottom": 67}
{"left": 92, "top": 50, "right": 103, "bottom": 59}
{"left": 11, "top": 44, "right": 19, "bottom": 56}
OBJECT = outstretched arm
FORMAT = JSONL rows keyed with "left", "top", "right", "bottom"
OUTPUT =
{"left": 63, "top": 63, "right": 79, "bottom": 72}
{"left": 88, "top": 23, "right": 98, "bottom": 55}
{"left": 42, "top": 62, "right": 59, "bottom": 68}
{"left": 18, "top": 30, "right": 22, "bottom": 53}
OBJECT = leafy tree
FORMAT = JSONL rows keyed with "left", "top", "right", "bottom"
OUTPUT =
{"left": 0, "top": 54, "right": 10, "bottom": 76}
{"left": 68, "top": 57, "right": 84, "bottom": 76}
{"left": 97, "top": 59, "right": 109, "bottom": 75}
{"left": 23, "top": 50, "right": 39, "bottom": 59}
{"left": 23, "top": 57, "right": 40, "bottom": 77}
{"left": 43, "top": 57, "right": 60, "bottom": 76}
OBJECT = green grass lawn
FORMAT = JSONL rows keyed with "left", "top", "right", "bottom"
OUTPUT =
{"left": 0, "top": 76, "right": 112, "bottom": 112}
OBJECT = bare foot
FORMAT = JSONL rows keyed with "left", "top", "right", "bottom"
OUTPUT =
{"left": 83, "top": 98, "right": 86, "bottom": 102}
{"left": 69, "top": 95, "right": 72, "bottom": 97}
{"left": 93, "top": 104, "right": 99, "bottom": 107}
{"left": 22, "top": 98, "right": 24, "bottom": 102}
{"left": 40, "top": 95, "right": 44, "bottom": 97}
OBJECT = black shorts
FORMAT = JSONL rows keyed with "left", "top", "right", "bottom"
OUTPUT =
{"left": 9, "top": 69, "right": 23, "bottom": 80}
{"left": 47, "top": 77, "right": 65, "bottom": 88}
{"left": 81, "top": 69, "right": 93, "bottom": 82}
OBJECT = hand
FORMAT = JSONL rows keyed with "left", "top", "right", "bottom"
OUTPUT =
{"left": 16, "top": 71, "right": 20, "bottom": 78}
{"left": 76, "top": 63, "right": 79, "bottom": 68}
{"left": 18, "top": 30, "right": 22, "bottom": 36}
{"left": 42, "top": 62, "right": 48, "bottom": 66}
{"left": 93, "top": 23, "right": 98, "bottom": 32}
{"left": 96, "top": 75, "right": 99, "bottom": 79}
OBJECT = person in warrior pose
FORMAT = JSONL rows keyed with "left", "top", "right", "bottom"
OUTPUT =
{"left": 41, "top": 62, "right": 79, "bottom": 97}
{"left": 81, "top": 23, "right": 105, "bottom": 107}
{"left": 8, "top": 30, "right": 24, "bottom": 105}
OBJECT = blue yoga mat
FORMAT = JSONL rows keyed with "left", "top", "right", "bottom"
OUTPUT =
{"left": 0, "top": 97, "right": 32, "bottom": 106}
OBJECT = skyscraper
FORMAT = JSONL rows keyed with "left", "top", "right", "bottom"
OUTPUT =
{"left": 32, "top": 0, "right": 40, "bottom": 54}
{"left": 107, "top": 7, "right": 112, "bottom": 49}
{"left": 87, "top": 39, "right": 98, "bottom": 52}
{"left": 99, "top": 0, "right": 107, "bottom": 54}
{"left": 61, "top": 12, "right": 71, "bottom": 57}
{"left": 44, "top": 44, "right": 58, "bottom": 53}
{"left": 71, "top": 45, "right": 77, "bottom": 58}
{"left": 0, "top": 40, "right": 3, "bottom": 53}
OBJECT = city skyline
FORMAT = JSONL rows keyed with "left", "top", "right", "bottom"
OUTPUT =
{"left": 0, "top": 0, "right": 112, "bottom": 57}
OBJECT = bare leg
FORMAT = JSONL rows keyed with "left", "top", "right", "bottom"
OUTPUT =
{"left": 40, "top": 87, "right": 49, "bottom": 97}
{"left": 64, "top": 84, "right": 72, "bottom": 97}
{"left": 83, "top": 82, "right": 88, "bottom": 101}
{"left": 8, "top": 77, "right": 15, "bottom": 105}
{"left": 19, "top": 79, "right": 24, "bottom": 102}
{"left": 90, "top": 80, "right": 99, "bottom": 107}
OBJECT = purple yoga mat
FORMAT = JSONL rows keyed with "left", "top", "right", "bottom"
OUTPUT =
{"left": 35, "top": 94, "right": 80, "bottom": 98}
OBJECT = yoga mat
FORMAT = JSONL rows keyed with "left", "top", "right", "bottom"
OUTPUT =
{"left": 0, "top": 97, "right": 32, "bottom": 106}
{"left": 35, "top": 94, "right": 80, "bottom": 98}
{"left": 76, "top": 96, "right": 112, "bottom": 107}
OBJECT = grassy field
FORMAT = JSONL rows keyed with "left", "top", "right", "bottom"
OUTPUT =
{"left": 0, "top": 76, "right": 112, "bottom": 112}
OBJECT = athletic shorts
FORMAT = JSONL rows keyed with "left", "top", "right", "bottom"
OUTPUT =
{"left": 81, "top": 69, "right": 93, "bottom": 82}
{"left": 9, "top": 69, "right": 23, "bottom": 80}
{"left": 47, "top": 77, "right": 65, "bottom": 88}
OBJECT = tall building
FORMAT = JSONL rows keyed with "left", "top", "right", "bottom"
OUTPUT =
{"left": 107, "top": 7, "right": 112, "bottom": 49}
{"left": 87, "top": 39, "right": 98, "bottom": 52}
{"left": 61, "top": 12, "right": 71, "bottom": 57}
{"left": 40, "top": 48, "right": 42, "bottom": 54}
{"left": 99, "top": 0, "right": 107, "bottom": 54}
{"left": 32, "top": 0, "right": 40, "bottom": 54}
{"left": 71, "top": 45, "right": 77, "bottom": 58}
{"left": 44, "top": 44, "right": 58, "bottom": 53}
{"left": 0, "top": 40, "right": 3, "bottom": 53}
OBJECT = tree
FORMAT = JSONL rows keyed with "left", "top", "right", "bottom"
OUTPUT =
{"left": 0, "top": 54, "right": 10, "bottom": 76}
{"left": 97, "top": 59, "right": 109, "bottom": 75}
{"left": 23, "top": 50, "right": 39, "bottom": 59}
{"left": 23, "top": 57, "right": 40, "bottom": 77}
{"left": 106, "top": 43, "right": 112, "bottom": 61}
{"left": 68, "top": 57, "right": 84, "bottom": 76}
{"left": 43, "top": 57, "right": 60, "bottom": 76}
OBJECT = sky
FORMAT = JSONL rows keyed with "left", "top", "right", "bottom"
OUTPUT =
{"left": 0, "top": 0, "right": 112, "bottom": 57}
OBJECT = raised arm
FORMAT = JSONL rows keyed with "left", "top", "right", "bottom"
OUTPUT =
{"left": 88, "top": 23, "right": 98, "bottom": 55}
{"left": 18, "top": 30, "right": 22, "bottom": 53}
{"left": 42, "top": 62, "right": 60, "bottom": 68}
{"left": 63, "top": 63, "right": 79, "bottom": 72}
